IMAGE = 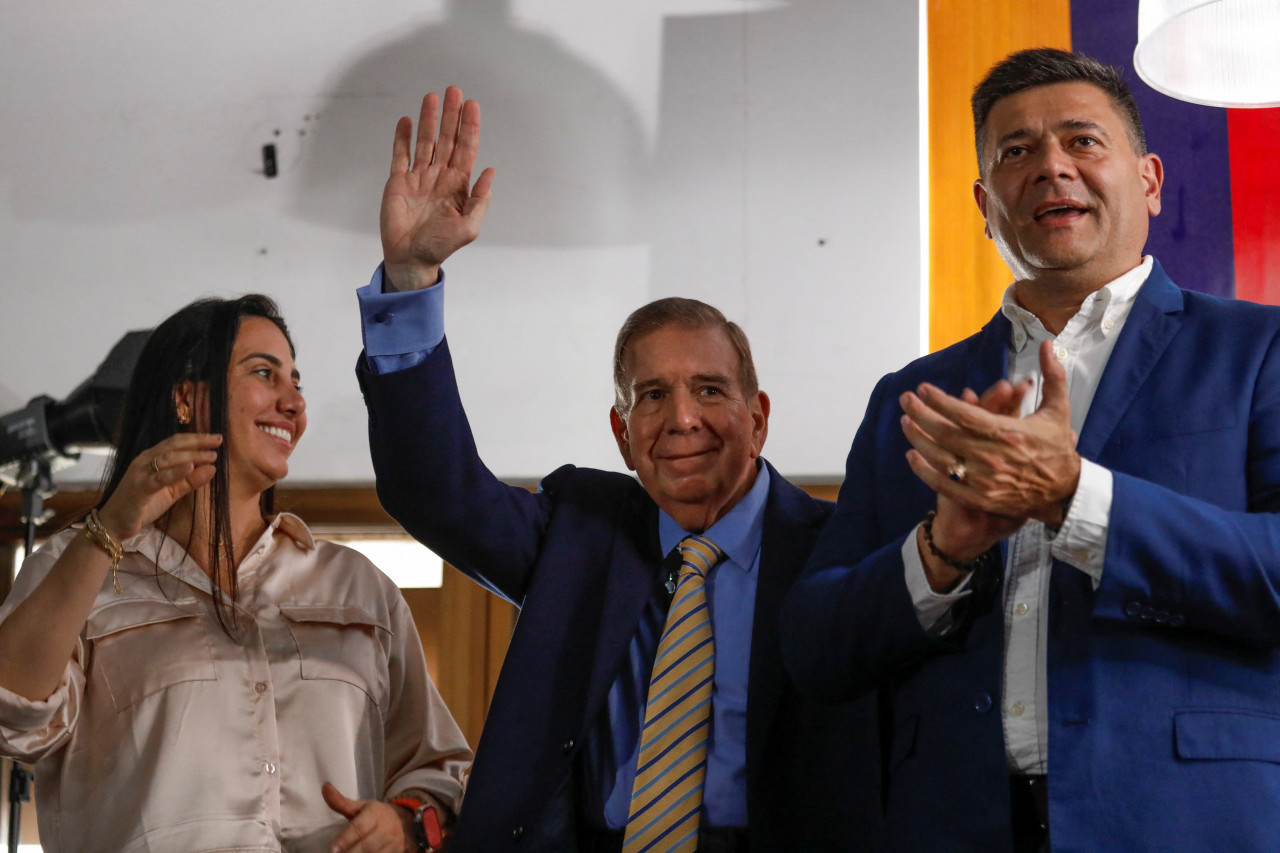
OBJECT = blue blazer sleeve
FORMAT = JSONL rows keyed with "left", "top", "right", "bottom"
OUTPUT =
{"left": 1084, "top": 303, "right": 1280, "bottom": 647}
{"left": 356, "top": 338, "right": 554, "bottom": 606}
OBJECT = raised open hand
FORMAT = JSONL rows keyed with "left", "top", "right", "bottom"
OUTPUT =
{"left": 381, "top": 86, "right": 496, "bottom": 292}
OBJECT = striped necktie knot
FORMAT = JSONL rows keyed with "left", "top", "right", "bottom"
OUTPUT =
{"left": 623, "top": 535, "right": 726, "bottom": 853}
{"left": 678, "top": 535, "right": 724, "bottom": 580}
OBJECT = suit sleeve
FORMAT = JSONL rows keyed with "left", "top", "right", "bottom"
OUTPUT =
{"left": 357, "top": 339, "right": 556, "bottom": 606}
{"left": 1080, "top": 317, "right": 1280, "bottom": 648}
{"left": 780, "top": 374, "right": 954, "bottom": 701}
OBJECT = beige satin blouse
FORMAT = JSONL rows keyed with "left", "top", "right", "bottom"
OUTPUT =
{"left": 0, "top": 513, "right": 471, "bottom": 852}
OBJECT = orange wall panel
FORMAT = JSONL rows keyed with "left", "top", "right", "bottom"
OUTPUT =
{"left": 928, "top": 0, "right": 1072, "bottom": 351}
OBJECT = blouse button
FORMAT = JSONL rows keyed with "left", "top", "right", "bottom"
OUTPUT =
{"left": 255, "top": 681, "right": 268, "bottom": 694}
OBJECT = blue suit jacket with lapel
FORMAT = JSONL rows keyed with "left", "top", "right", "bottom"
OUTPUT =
{"left": 782, "top": 260, "right": 1280, "bottom": 852}
{"left": 357, "top": 340, "right": 883, "bottom": 852}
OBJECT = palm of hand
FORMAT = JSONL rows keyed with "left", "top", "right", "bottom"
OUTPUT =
{"left": 378, "top": 89, "right": 494, "bottom": 291}
{"left": 381, "top": 161, "right": 480, "bottom": 273}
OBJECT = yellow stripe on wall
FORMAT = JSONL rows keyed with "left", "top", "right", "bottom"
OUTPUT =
{"left": 928, "top": 0, "right": 1072, "bottom": 352}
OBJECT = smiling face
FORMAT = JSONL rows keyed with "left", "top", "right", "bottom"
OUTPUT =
{"left": 973, "top": 81, "right": 1163, "bottom": 290}
{"left": 610, "top": 324, "right": 769, "bottom": 533}
{"left": 223, "top": 316, "right": 306, "bottom": 498}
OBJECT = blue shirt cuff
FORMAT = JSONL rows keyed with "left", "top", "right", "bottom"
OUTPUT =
{"left": 356, "top": 263, "right": 445, "bottom": 375}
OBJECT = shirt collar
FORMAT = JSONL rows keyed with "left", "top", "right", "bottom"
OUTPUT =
{"left": 1000, "top": 255, "right": 1154, "bottom": 352}
{"left": 123, "top": 511, "right": 315, "bottom": 554}
{"left": 265, "top": 512, "right": 316, "bottom": 551}
{"left": 119, "top": 512, "right": 316, "bottom": 588}
{"left": 658, "top": 460, "right": 770, "bottom": 574}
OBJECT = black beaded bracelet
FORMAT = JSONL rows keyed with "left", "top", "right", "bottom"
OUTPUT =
{"left": 921, "top": 511, "right": 987, "bottom": 574}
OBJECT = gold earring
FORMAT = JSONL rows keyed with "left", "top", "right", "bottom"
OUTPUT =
{"left": 178, "top": 411, "right": 190, "bottom": 425}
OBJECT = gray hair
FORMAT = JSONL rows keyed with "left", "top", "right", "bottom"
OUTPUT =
{"left": 612, "top": 297, "right": 758, "bottom": 414}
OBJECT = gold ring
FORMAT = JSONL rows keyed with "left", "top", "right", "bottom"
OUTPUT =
{"left": 148, "top": 457, "right": 161, "bottom": 476}
{"left": 946, "top": 460, "right": 967, "bottom": 482}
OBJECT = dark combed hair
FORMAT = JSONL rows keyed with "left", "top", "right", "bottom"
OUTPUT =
{"left": 100, "top": 294, "right": 293, "bottom": 637}
{"left": 612, "top": 297, "right": 758, "bottom": 414}
{"left": 971, "top": 47, "right": 1147, "bottom": 175}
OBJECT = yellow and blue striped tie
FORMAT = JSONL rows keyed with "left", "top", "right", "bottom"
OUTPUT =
{"left": 622, "top": 535, "right": 725, "bottom": 853}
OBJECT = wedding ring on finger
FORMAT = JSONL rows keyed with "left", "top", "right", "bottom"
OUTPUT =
{"left": 148, "top": 457, "right": 161, "bottom": 476}
{"left": 946, "top": 460, "right": 967, "bottom": 482}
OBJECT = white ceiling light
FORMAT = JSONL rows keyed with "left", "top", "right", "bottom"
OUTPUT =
{"left": 1135, "top": 0, "right": 1280, "bottom": 107}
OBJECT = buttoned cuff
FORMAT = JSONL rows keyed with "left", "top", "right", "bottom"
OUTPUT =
{"left": 902, "top": 524, "right": 972, "bottom": 636}
{"left": 357, "top": 264, "right": 445, "bottom": 374}
{"left": 1049, "top": 457, "right": 1111, "bottom": 584}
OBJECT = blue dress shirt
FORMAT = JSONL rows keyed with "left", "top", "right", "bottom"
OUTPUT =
{"left": 357, "top": 264, "right": 761, "bottom": 829}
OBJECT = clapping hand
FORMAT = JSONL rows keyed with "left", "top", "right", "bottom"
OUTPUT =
{"left": 898, "top": 343, "right": 1080, "bottom": 589}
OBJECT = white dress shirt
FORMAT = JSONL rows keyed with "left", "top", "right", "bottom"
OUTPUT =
{"left": 903, "top": 256, "right": 1153, "bottom": 774}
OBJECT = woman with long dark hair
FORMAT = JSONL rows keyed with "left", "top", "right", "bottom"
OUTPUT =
{"left": 0, "top": 295, "right": 470, "bottom": 852}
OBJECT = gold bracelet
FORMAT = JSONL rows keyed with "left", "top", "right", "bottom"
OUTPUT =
{"left": 83, "top": 509, "right": 124, "bottom": 595}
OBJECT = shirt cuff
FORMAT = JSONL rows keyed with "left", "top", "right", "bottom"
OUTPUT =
{"left": 902, "top": 524, "right": 972, "bottom": 636}
{"left": 1048, "top": 457, "right": 1111, "bottom": 584}
{"left": 0, "top": 679, "right": 65, "bottom": 733}
{"left": 357, "top": 264, "right": 446, "bottom": 375}
{"left": 0, "top": 667, "right": 79, "bottom": 763}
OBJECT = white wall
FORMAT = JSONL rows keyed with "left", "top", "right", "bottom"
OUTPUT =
{"left": 0, "top": 0, "right": 921, "bottom": 487}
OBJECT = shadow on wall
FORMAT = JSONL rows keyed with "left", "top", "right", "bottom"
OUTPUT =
{"left": 291, "top": 0, "right": 651, "bottom": 247}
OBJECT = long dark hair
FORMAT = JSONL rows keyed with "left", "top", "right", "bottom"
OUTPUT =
{"left": 99, "top": 294, "right": 294, "bottom": 635}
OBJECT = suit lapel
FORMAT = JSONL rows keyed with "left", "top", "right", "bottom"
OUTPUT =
{"left": 953, "top": 267, "right": 1185, "bottom": 461}
{"left": 583, "top": 486, "right": 663, "bottom": 727}
{"left": 1077, "top": 262, "right": 1185, "bottom": 459}
{"left": 745, "top": 463, "right": 827, "bottom": 790}
{"left": 966, "top": 311, "right": 1014, "bottom": 394}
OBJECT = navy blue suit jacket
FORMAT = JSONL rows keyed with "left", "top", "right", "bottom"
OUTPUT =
{"left": 357, "top": 341, "right": 883, "bottom": 852}
{"left": 782, "top": 261, "right": 1280, "bottom": 852}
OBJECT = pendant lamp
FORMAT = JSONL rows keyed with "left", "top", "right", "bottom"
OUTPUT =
{"left": 1134, "top": 0, "right": 1280, "bottom": 107}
